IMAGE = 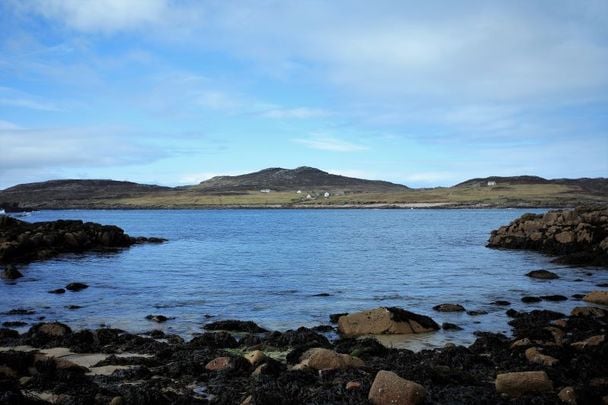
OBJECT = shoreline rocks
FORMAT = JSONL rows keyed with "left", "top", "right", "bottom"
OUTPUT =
{"left": 487, "top": 206, "right": 608, "bottom": 266}
{"left": 0, "top": 215, "right": 166, "bottom": 264}
{"left": 0, "top": 304, "right": 606, "bottom": 404}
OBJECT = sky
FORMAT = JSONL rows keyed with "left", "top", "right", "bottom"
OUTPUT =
{"left": 0, "top": 0, "right": 607, "bottom": 189}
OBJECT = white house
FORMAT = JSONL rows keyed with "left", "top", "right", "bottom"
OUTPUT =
{"left": 296, "top": 190, "right": 302, "bottom": 194}
{"left": 306, "top": 194, "right": 313, "bottom": 199}
{"left": 260, "top": 189, "right": 271, "bottom": 193}
{"left": 324, "top": 192, "right": 330, "bottom": 198}
{"left": 487, "top": 181, "right": 496, "bottom": 187}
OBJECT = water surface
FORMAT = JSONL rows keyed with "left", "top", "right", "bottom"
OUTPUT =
{"left": 2, "top": 209, "right": 606, "bottom": 349}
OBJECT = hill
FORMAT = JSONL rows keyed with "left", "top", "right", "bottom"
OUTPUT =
{"left": 193, "top": 166, "right": 408, "bottom": 193}
{"left": 454, "top": 176, "right": 608, "bottom": 195}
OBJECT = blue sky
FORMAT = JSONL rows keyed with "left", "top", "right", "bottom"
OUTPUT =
{"left": 0, "top": 0, "right": 607, "bottom": 189}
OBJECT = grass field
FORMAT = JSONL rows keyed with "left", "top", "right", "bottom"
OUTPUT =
{"left": 82, "top": 183, "right": 607, "bottom": 208}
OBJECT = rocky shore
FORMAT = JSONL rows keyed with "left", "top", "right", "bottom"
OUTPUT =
{"left": 0, "top": 302, "right": 606, "bottom": 404}
{"left": 0, "top": 215, "right": 165, "bottom": 266}
{"left": 487, "top": 206, "right": 608, "bottom": 267}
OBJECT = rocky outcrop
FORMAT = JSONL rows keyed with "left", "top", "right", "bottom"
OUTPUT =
{"left": 487, "top": 206, "right": 608, "bottom": 266}
{"left": 337, "top": 307, "right": 439, "bottom": 336}
{"left": 0, "top": 215, "right": 166, "bottom": 264}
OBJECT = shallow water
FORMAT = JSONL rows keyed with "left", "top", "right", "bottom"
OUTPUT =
{"left": 1, "top": 209, "right": 607, "bottom": 350}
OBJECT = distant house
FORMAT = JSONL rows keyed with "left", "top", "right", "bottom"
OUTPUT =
{"left": 306, "top": 194, "right": 313, "bottom": 199}
{"left": 296, "top": 190, "right": 302, "bottom": 194}
{"left": 324, "top": 192, "right": 330, "bottom": 198}
{"left": 260, "top": 189, "right": 271, "bottom": 193}
{"left": 487, "top": 181, "right": 496, "bottom": 187}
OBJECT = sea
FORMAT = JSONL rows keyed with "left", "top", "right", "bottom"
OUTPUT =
{"left": 2, "top": 209, "right": 606, "bottom": 350}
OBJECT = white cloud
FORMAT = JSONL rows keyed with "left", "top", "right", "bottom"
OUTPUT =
{"left": 293, "top": 135, "right": 368, "bottom": 152}
{"left": 260, "top": 107, "right": 330, "bottom": 119}
{"left": 0, "top": 87, "right": 61, "bottom": 111}
{"left": 26, "top": 0, "right": 172, "bottom": 33}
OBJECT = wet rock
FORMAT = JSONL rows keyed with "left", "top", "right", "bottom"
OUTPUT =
{"left": 368, "top": 370, "right": 425, "bottom": 405}
{"left": 329, "top": 313, "right": 348, "bottom": 324}
{"left": 526, "top": 269, "right": 559, "bottom": 280}
{"left": 311, "top": 325, "right": 333, "bottom": 333}
{"left": 442, "top": 322, "right": 463, "bottom": 331}
{"left": 5, "top": 308, "right": 35, "bottom": 315}
{"left": 541, "top": 295, "right": 568, "bottom": 302}
{"left": 0, "top": 328, "right": 19, "bottom": 340}
{"left": 49, "top": 288, "right": 65, "bottom": 294}
{"left": 297, "top": 348, "right": 364, "bottom": 370}
{"left": 492, "top": 300, "right": 511, "bottom": 306}
{"left": 338, "top": 307, "right": 439, "bottom": 336}
{"left": 583, "top": 291, "right": 608, "bottom": 305}
{"left": 36, "top": 322, "right": 72, "bottom": 337}
{"left": 524, "top": 347, "right": 559, "bottom": 366}
{"left": 205, "top": 356, "right": 232, "bottom": 371}
{"left": 571, "top": 306, "right": 606, "bottom": 318}
{"left": 597, "top": 282, "right": 608, "bottom": 288}
{"left": 65, "top": 305, "right": 82, "bottom": 310}
{"left": 188, "top": 332, "right": 238, "bottom": 349}
{"left": 65, "top": 282, "right": 88, "bottom": 292}
{"left": 204, "top": 319, "right": 268, "bottom": 333}
{"left": 467, "top": 310, "right": 488, "bottom": 316}
{"left": 572, "top": 293, "right": 585, "bottom": 299}
{"left": 433, "top": 303, "right": 465, "bottom": 312}
{"left": 558, "top": 386, "right": 577, "bottom": 404}
{"left": 521, "top": 296, "right": 542, "bottom": 303}
{"left": 2, "top": 265, "right": 22, "bottom": 280}
{"left": 312, "top": 292, "right": 331, "bottom": 297}
{"left": 145, "top": 314, "right": 168, "bottom": 323}
{"left": 264, "top": 327, "right": 331, "bottom": 348}
{"left": 506, "top": 309, "right": 520, "bottom": 318}
{"left": 495, "top": 371, "right": 553, "bottom": 397}
{"left": 334, "top": 337, "right": 388, "bottom": 358}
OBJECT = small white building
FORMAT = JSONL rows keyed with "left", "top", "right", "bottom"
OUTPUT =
{"left": 324, "top": 192, "right": 330, "bottom": 198}
{"left": 260, "top": 189, "right": 271, "bottom": 193}
{"left": 306, "top": 194, "right": 313, "bottom": 199}
{"left": 487, "top": 181, "right": 496, "bottom": 187}
{"left": 296, "top": 190, "right": 302, "bottom": 194}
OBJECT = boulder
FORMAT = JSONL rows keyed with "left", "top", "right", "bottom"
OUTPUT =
{"left": 571, "top": 335, "right": 605, "bottom": 350}
{"left": 2, "top": 265, "right": 22, "bottom": 280}
{"left": 297, "top": 348, "right": 364, "bottom": 370}
{"left": 583, "top": 291, "right": 608, "bottom": 305}
{"left": 65, "top": 282, "right": 88, "bottom": 292}
{"left": 524, "top": 347, "right": 559, "bottom": 366}
{"left": 526, "top": 270, "right": 559, "bottom": 280}
{"left": 145, "top": 315, "right": 168, "bottom": 323}
{"left": 522, "top": 296, "right": 542, "bottom": 303}
{"left": 205, "top": 356, "right": 232, "bottom": 371}
{"left": 571, "top": 306, "right": 606, "bottom": 318}
{"left": 37, "top": 322, "right": 72, "bottom": 337}
{"left": 368, "top": 370, "right": 425, "bottom": 405}
{"left": 433, "top": 304, "right": 465, "bottom": 312}
{"left": 495, "top": 371, "right": 553, "bottom": 397}
{"left": 338, "top": 307, "right": 439, "bottom": 336}
{"left": 346, "top": 381, "right": 362, "bottom": 391}
{"left": 244, "top": 350, "right": 266, "bottom": 367}
{"left": 442, "top": 322, "right": 462, "bottom": 331}
{"left": 48, "top": 288, "right": 65, "bottom": 294}
{"left": 541, "top": 295, "right": 567, "bottom": 302}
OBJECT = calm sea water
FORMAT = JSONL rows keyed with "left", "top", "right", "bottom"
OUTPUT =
{"left": 2, "top": 209, "right": 606, "bottom": 349}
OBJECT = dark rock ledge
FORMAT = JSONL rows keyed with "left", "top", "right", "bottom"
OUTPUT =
{"left": 0, "top": 215, "right": 166, "bottom": 265}
{"left": 0, "top": 304, "right": 607, "bottom": 404}
{"left": 487, "top": 206, "right": 608, "bottom": 267}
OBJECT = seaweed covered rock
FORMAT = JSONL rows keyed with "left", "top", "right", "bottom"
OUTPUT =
{"left": 487, "top": 206, "right": 608, "bottom": 266}
{"left": 338, "top": 307, "right": 439, "bottom": 336}
{"left": 0, "top": 216, "right": 165, "bottom": 264}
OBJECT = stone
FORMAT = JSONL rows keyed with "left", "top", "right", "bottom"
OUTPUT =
{"left": 583, "top": 291, "right": 608, "bottom": 305}
{"left": 541, "top": 295, "right": 568, "bottom": 302}
{"left": 510, "top": 338, "right": 532, "bottom": 349}
{"left": 204, "top": 319, "right": 268, "bottom": 333}
{"left": 48, "top": 288, "right": 65, "bottom": 294}
{"left": 368, "top": 370, "right": 425, "bottom": 405}
{"left": 65, "top": 282, "right": 88, "bottom": 292}
{"left": 524, "top": 347, "right": 559, "bottom": 366}
{"left": 338, "top": 307, "right": 439, "bottom": 336}
{"left": 298, "top": 348, "right": 364, "bottom": 370}
{"left": 558, "top": 386, "right": 576, "bottom": 404}
{"left": 37, "top": 322, "right": 71, "bottom": 337}
{"left": 109, "top": 397, "right": 124, "bottom": 405}
{"left": 145, "top": 315, "right": 168, "bottom": 323}
{"left": 244, "top": 350, "right": 266, "bottom": 367}
{"left": 555, "top": 231, "right": 575, "bottom": 244}
{"left": 495, "top": 371, "right": 553, "bottom": 397}
{"left": 432, "top": 303, "right": 465, "bottom": 312}
{"left": 492, "top": 300, "right": 511, "bottom": 306}
{"left": 526, "top": 270, "right": 559, "bottom": 280}
{"left": 346, "top": 381, "right": 362, "bottom": 391}
{"left": 571, "top": 306, "right": 606, "bottom": 318}
{"left": 205, "top": 357, "right": 233, "bottom": 371}
{"left": 442, "top": 322, "right": 462, "bottom": 331}
{"left": 467, "top": 310, "right": 488, "bottom": 316}
{"left": 2, "top": 265, "right": 23, "bottom": 280}
{"left": 571, "top": 335, "right": 605, "bottom": 350}
{"left": 521, "top": 296, "right": 542, "bottom": 303}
